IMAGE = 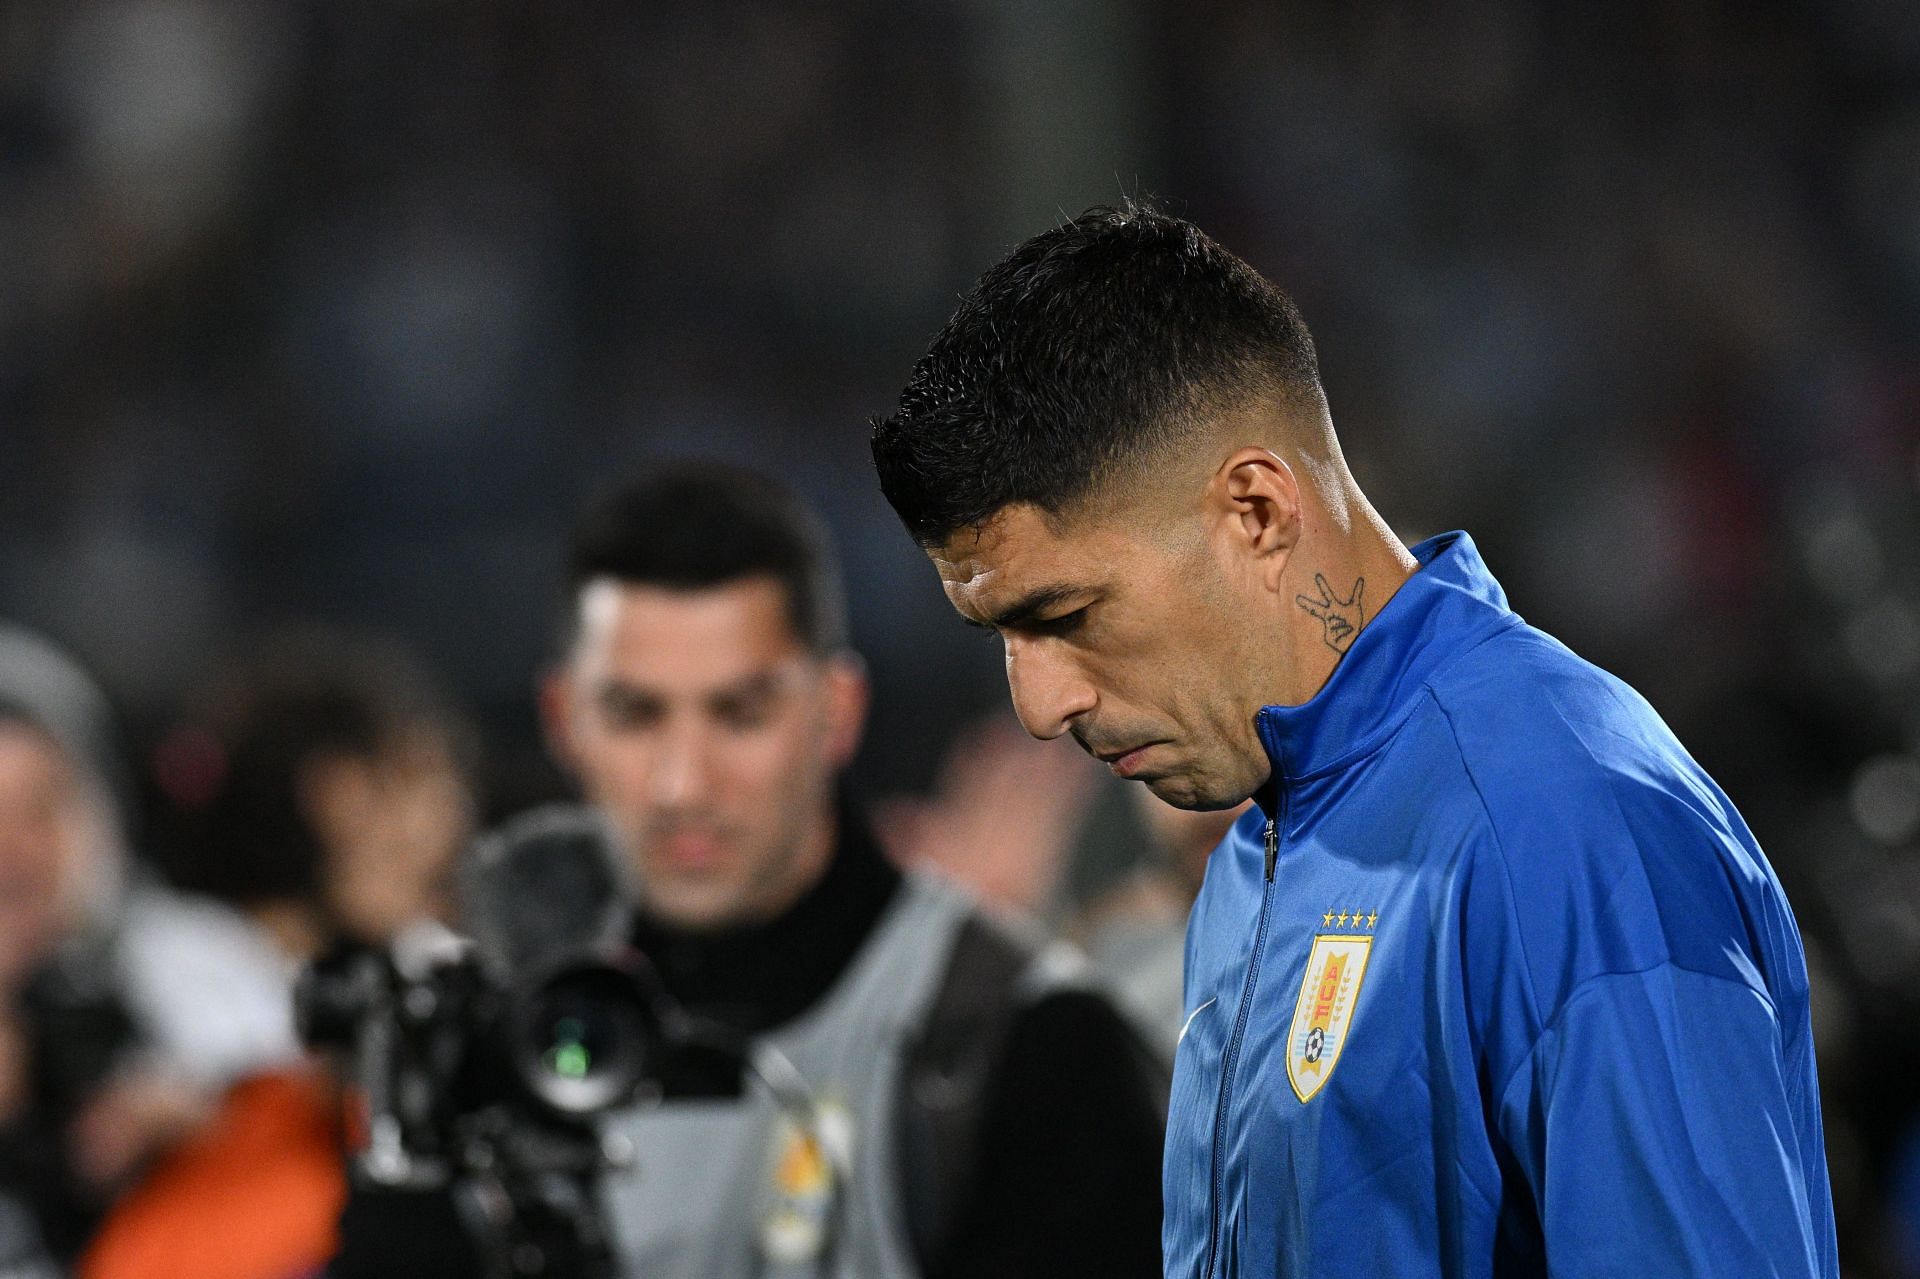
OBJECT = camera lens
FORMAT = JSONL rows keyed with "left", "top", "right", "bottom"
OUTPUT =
{"left": 511, "top": 962, "right": 660, "bottom": 1116}
{"left": 536, "top": 1003, "right": 617, "bottom": 1083}
{"left": 546, "top": 1016, "right": 595, "bottom": 1080}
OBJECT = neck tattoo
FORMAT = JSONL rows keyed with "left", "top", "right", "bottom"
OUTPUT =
{"left": 1295, "top": 573, "right": 1367, "bottom": 654}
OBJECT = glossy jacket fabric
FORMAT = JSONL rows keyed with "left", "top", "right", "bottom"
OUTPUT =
{"left": 1164, "top": 532, "right": 1838, "bottom": 1278}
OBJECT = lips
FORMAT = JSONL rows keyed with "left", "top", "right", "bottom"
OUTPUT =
{"left": 1099, "top": 743, "right": 1159, "bottom": 778}
{"left": 655, "top": 831, "right": 729, "bottom": 871}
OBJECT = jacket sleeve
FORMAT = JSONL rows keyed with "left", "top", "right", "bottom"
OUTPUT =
{"left": 1495, "top": 962, "right": 1829, "bottom": 1277}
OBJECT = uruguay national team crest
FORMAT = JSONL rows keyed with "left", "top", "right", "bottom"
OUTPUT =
{"left": 761, "top": 1099, "right": 854, "bottom": 1265}
{"left": 1286, "top": 915, "right": 1377, "bottom": 1103}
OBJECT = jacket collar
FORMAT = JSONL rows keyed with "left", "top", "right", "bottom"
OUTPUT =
{"left": 1253, "top": 531, "right": 1517, "bottom": 811}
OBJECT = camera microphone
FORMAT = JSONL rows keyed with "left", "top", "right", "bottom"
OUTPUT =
{"left": 457, "top": 804, "right": 631, "bottom": 977}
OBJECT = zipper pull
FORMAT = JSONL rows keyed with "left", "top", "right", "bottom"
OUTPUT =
{"left": 1263, "top": 818, "right": 1278, "bottom": 882}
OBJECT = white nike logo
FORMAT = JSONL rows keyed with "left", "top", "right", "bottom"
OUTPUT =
{"left": 1178, "top": 998, "right": 1218, "bottom": 1045}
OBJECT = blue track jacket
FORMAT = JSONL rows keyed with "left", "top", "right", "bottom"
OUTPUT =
{"left": 1164, "top": 532, "right": 1838, "bottom": 1278}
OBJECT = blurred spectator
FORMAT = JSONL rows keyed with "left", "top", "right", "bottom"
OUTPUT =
{"left": 0, "top": 625, "right": 212, "bottom": 1274}
{"left": 158, "top": 629, "right": 475, "bottom": 956}
{"left": 875, "top": 715, "right": 1103, "bottom": 915}
{"left": 885, "top": 715, "right": 1243, "bottom": 1058}
{"left": 1062, "top": 786, "right": 1244, "bottom": 1060}
{"left": 80, "top": 629, "right": 475, "bottom": 1279}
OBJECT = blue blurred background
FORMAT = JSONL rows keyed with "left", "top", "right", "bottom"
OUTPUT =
{"left": 2, "top": 0, "right": 1919, "bottom": 1270}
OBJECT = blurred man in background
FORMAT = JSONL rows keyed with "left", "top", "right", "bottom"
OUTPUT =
{"left": 873, "top": 204, "right": 1839, "bottom": 1277}
{"left": 888, "top": 718, "right": 1241, "bottom": 1061}
{"left": 489, "top": 463, "right": 1166, "bottom": 1278}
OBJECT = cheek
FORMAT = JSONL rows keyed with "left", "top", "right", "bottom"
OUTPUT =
{"left": 721, "top": 719, "right": 831, "bottom": 810}
{"left": 1094, "top": 650, "right": 1220, "bottom": 745}
{"left": 573, "top": 727, "right": 660, "bottom": 801}
{"left": 1081, "top": 643, "right": 1181, "bottom": 717}
{"left": 396, "top": 778, "right": 470, "bottom": 873}
{"left": 0, "top": 805, "right": 67, "bottom": 879}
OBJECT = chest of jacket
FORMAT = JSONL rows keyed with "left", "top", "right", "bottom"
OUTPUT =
{"left": 599, "top": 877, "right": 970, "bottom": 1279}
{"left": 1166, "top": 728, "right": 1507, "bottom": 1276}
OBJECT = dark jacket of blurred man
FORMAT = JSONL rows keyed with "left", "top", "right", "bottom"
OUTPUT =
{"left": 516, "top": 464, "right": 1165, "bottom": 1278}
{"left": 871, "top": 203, "right": 1839, "bottom": 1279}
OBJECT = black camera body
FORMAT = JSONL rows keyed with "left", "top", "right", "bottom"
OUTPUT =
{"left": 298, "top": 927, "right": 741, "bottom": 1278}
{"left": 298, "top": 805, "right": 750, "bottom": 1278}
{"left": 302, "top": 930, "right": 672, "bottom": 1167}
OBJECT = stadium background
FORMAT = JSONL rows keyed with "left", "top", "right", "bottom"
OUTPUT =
{"left": 1, "top": 0, "right": 1917, "bottom": 1271}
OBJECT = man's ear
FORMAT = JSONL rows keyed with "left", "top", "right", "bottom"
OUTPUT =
{"left": 538, "top": 667, "right": 581, "bottom": 775}
{"left": 1207, "top": 447, "right": 1303, "bottom": 592}
{"left": 821, "top": 653, "right": 871, "bottom": 771}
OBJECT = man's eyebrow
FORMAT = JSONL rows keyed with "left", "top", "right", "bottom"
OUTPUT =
{"left": 593, "top": 676, "right": 655, "bottom": 701}
{"left": 970, "top": 585, "right": 1084, "bottom": 631}
{"left": 708, "top": 668, "right": 788, "bottom": 701}
{"left": 593, "top": 667, "right": 791, "bottom": 704}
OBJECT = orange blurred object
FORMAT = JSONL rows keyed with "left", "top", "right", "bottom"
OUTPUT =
{"left": 80, "top": 1070, "right": 344, "bottom": 1279}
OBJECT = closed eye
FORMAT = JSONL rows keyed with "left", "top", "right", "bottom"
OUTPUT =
{"left": 972, "top": 607, "right": 1090, "bottom": 640}
{"left": 971, "top": 610, "right": 1086, "bottom": 641}
{"left": 960, "top": 586, "right": 1098, "bottom": 638}
{"left": 1032, "top": 607, "right": 1088, "bottom": 637}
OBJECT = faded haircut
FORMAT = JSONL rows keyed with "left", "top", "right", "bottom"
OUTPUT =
{"left": 871, "top": 201, "right": 1323, "bottom": 548}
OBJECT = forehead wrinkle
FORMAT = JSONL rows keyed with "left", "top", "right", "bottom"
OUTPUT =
{"left": 933, "top": 552, "right": 994, "bottom": 588}
{"left": 933, "top": 549, "right": 1000, "bottom": 623}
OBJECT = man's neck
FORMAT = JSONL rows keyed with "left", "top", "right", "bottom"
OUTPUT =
{"left": 743, "top": 803, "right": 840, "bottom": 928}
{"left": 631, "top": 808, "right": 901, "bottom": 1037}
{"left": 1276, "top": 499, "right": 1419, "bottom": 706}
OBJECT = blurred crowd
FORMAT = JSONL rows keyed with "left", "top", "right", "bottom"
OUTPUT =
{"left": 0, "top": 625, "right": 476, "bottom": 1275}
{"left": 0, "top": 515, "right": 1195, "bottom": 1276}
{"left": 1, "top": 0, "right": 1918, "bottom": 1274}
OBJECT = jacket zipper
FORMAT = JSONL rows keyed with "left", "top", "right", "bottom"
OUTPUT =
{"left": 1203, "top": 811, "right": 1281, "bottom": 1278}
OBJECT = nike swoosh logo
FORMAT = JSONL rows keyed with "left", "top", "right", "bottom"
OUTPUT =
{"left": 1178, "top": 998, "right": 1218, "bottom": 1045}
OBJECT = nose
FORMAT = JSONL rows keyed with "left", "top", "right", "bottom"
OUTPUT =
{"left": 1004, "top": 638, "right": 1097, "bottom": 741}
{"left": 649, "top": 723, "right": 715, "bottom": 808}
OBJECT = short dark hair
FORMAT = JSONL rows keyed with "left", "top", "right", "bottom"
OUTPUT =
{"left": 871, "top": 202, "right": 1323, "bottom": 547}
{"left": 171, "top": 629, "right": 468, "bottom": 909}
{"left": 564, "top": 462, "right": 847, "bottom": 653}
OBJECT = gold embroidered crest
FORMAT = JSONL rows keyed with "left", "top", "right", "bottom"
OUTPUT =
{"left": 1285, "top": 930, "right": 1374, "bottom": 1103}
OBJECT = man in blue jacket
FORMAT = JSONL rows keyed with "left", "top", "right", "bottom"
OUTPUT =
{"left": 870, "top": 203, "right": 1839, "bottom": 1277}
